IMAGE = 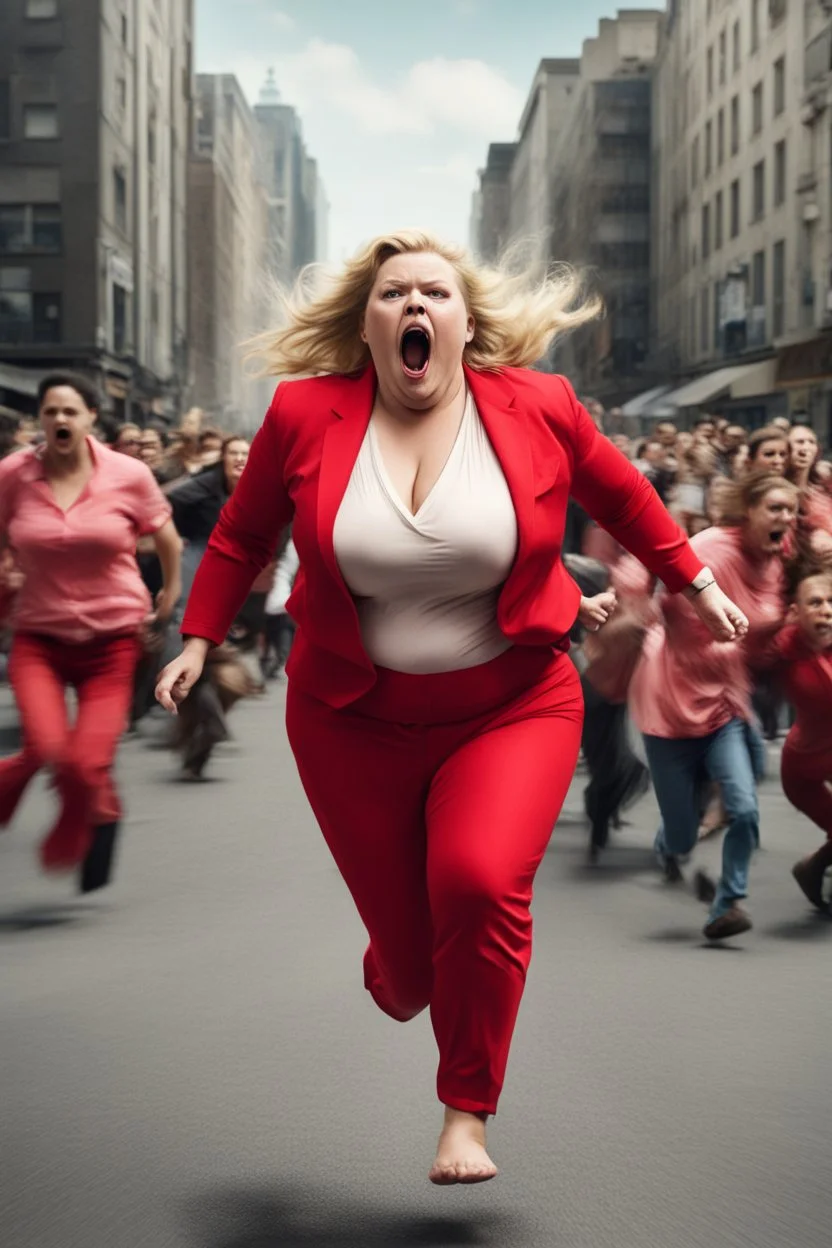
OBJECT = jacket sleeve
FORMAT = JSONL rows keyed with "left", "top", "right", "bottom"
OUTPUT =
{"left": 560, "top": 379, "right": 703, "bottom": 593}
{"left": 181, "top": 387, "right": 294, "bottom": 644}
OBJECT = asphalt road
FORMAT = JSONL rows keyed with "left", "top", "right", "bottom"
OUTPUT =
{"left": 1, "top": 683, "right": 830, "bottom": 1248}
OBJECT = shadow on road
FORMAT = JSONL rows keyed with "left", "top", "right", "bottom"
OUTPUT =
{"left": 0, "top": 903, "right": 91, "bottom": 934}
{"left": 767, "top": 913, "right": 832, "bottom": 941}
{"left": 184, "top": 1185, "right": 515, "bottom": 1248}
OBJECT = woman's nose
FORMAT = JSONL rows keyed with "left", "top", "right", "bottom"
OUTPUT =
{"left": 406, "top": 297, "right": 426, "bottom": 315}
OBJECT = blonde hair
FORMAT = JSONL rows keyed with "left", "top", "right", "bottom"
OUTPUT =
{"left": 718, "top": 470, "right": 798, "bottom": 527}
{"left": 247, "top": 229, "right": 603, "bottom": 378}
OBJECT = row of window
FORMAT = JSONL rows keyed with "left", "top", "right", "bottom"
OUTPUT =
{"left": 691, "top": 238, "right": 787, "bottom": 359}
{"left": 692, "top": 66, "right": 785, "bottom": 187}
{"left": 701, "top": 143, "right": 787, "bottom": 262}
{"left": 0, "top": 204, "right": 61, "bottom": 254}
{"left": 704, "top": 6, "right": 785, "bottom": 97}
{"left": 0, "top": 269, "right": 60, "bottom": 344}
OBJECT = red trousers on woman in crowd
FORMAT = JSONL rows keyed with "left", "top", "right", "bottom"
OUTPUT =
{"left": 781, "top": 743, "right": 832, "bottom": 839}
{"left": 286, "top": 645, "right": 584, "bottom": 1116}
{"left": 0, "top": 632, "right": 141, "bottom": 869}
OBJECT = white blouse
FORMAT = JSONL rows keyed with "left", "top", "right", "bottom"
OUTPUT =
{"left": 333, "top": 391, "right": 518, "bottom": 674}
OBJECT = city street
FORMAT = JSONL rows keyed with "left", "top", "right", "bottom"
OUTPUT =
{"left": 2, "top": 683, "right": 831, "bottom": 1248}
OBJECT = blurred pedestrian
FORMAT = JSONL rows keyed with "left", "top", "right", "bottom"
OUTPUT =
{"left": 0, "top": 372, "right": 181, "bottom": 889}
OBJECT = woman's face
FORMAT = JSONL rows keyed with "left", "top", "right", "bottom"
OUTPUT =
{"left": 39, "top": 386, "right": 97, "bottom": 458}
{"left": 743, "top": 487, "right": 797, "bottom": 558}
{"left": 140, "top": 430, "right": 163, "bottom": 467}
{"left": 793, "top": 574, "right": 832, "bottom": 650}
{"left": 788, "top": 425, "right": 819, "bottom": 472}
{"left": 361, "top": 251, "right": 474, "bottom": 412}
{"left": 223, "top": 439, "right": 249, "bottom": 490}
{"left": 751, "top": 438, "right": 789, "bottom": 474}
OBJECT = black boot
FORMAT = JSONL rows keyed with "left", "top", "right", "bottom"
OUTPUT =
{"left": 79, "top": 822, "right": 120, "bottom": 894}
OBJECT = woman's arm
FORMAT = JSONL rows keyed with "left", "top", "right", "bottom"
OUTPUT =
{"left": 150, "top": 520, "right": 183, "bottom": 622}
{"left": 561, "top": 381, "right": 747, "bottom": 639}
{"left": 180, "top": 388, "right": 294, "bottom": 645}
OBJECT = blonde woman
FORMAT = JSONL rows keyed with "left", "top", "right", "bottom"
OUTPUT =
{"left": 156, "top": 231, "right": 747, "bottom": 1185}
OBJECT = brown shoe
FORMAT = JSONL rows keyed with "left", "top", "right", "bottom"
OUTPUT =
{"left": 703, "top": 905, "right": 753, "bottom": 941}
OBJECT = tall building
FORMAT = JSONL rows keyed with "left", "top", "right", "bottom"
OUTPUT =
{"left": 188, "top": 73, "right": 270, "bottom": 431}
{"left": 254, "top": 69, "right": 324, "bottom": 289}
{"left": 507, "top": 60, "right": 580, "bottom": 267}
{"left": 650, "top": 0, "right": 819, "bottom": 429}
{"left": 472, "top": 142, "right": 516, "bottom": 262}
{"left": 0, "top": 0, "right": 193, "bottom": 423}
{"left": 546, "top": 13, "right": 663, "bottom": 395}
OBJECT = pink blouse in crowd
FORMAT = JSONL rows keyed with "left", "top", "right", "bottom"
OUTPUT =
{"left": 0, "top": 438, "right": 171, "bottom": 643}
{"left": 619, "top": 526, "right": 786, "bottom": 739}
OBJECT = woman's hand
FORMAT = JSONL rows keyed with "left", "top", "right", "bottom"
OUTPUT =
{"left": 578, "top": 590, "right": 617, "bottom": 632}
{"left": 155, "top": 637, "right": 211, "bottom": 712}
{"left": 686, "top": 581, "right": 749, "bottom": 642}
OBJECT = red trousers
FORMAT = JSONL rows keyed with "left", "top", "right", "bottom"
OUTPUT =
{"left": 285, "top": 646, "right": 584, "bottom": 1115}
{"left": 0, "top": 632, "right": 141, "bottom": 869}
{"left": 781, "top": 736, "right": 832, "bottom": 839}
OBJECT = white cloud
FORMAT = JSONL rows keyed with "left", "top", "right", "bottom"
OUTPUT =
{"left": 232, "top": 39, "right": 523, "bottom": 140}
{"left": 267, "top": 8, "right": 295, "bottom": 30}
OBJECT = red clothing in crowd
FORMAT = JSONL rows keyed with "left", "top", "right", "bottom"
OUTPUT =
{"left": 774, "top": 626, "right": 832, "bottom": 837}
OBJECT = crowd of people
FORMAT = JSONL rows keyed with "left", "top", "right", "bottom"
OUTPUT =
{"left": 1, "top": 229, "right": 831, "bottom": 1186}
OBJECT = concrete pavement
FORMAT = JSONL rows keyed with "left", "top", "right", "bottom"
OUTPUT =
{"left": 1, "top": 684, "right": 830, "bottom": 1248}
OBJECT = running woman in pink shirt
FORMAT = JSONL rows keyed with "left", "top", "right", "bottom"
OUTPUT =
{"left": 0, "top": 372, "right": 182, "bottom": 889}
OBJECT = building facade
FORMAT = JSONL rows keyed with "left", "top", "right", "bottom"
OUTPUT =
{"left": 189, "top": 73, "right": 270, "bottom": 432}
{"left": 650, "top": 0, "right": 824, "bottom": 429}
{"left": 547, "top": 12, "right": 663, "bottom": 396}
{"left": 254, "top": 69, "right": 326, "bottom": 290}
{"left": 472, "top": 142, "right": 516, "bottom": 262}
{"left": 0, "top": 0, "right": 193, "bottom": 422}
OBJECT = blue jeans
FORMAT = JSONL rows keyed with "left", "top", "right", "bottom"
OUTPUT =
{"left": 643, "top": 719, "right": 763, "bottom": 920}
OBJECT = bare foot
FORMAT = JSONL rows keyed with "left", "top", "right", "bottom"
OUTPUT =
{"left": 428, "top": 1107, "right": 498, "bottom": 1185}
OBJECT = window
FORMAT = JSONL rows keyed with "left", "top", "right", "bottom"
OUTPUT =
{"left": 0, "top": 204, "right": 61, "bottom": 253}
{"left": 114, "top": 168, "right": 127, "bottom": 231}
{"left": 752, "top": 82, "right": 763, "bottom": 135}
{"left": 25, "top": 0, "right": 59, "bottom": 17}
{"left": 717, "top": 108, "right": 725, "bottom": 165}
{"left": 719, "top": 29, "right": 726, "bottom": 85}
{"left": 691, "top": 134, "right": 700, "bottom": 186}
{"left": 702, "top": 202, "right": 711, "bottom": 259}
{"left": 773, "top": 240, "right": 785, "bottom": 336}
{"left": 730, "top": 178, "right": 741, "bottom": 237}
{"left": 730, "top": 95, "right": 740, "bottom": 155}
{"left": 753, "top": 159, "right": 765, "bottom": 221}
{"left": 113, "top": 283, "right": 128, "bottom": 352}
{"left": 700, "top": 285, "right": 710, "bottom": 353}
{"left": 774, "top": 140, "right": 786, "bottom": 206}
{"left": 732, "top": 19, "right": 741, "bottom": 72}
{"left": 707, "top": 46, "right": 714, "bottom": 97}
{"left": 116, "top": 75, "right": 126, "bottom": 111}
{"left": 705, "top": 119, "right": 713, "bottom": 175}
{"left": 751, "top": 0, "right": 760, "bottom": 53}
{"left": 23, "top": 104, "right": 58, "bottom": 139}
{"left": 0, "top": 82, "right": 9, "bottom": 141}
{"left": 715, "top": 190, "right": 723, "bottom": 250}
{"left": 770, "top": 0, "right": 786, "bottom": 27}
{"left": 0, "top": 269, "right": 60, "bottom": 344}
{"left": 148, "top": 117, "right": 156, "bottom": 165}
{"left": 121, "top": 12, "right": 128, "bottom": 45}
{"left": 752, "top": 250, "right": 765, "bottom": 309}
{"left": 773, "top": 56, "right": 786, "bottom": 117}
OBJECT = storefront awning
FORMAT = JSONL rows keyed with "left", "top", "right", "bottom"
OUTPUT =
{"left": 0, "top": 362, "right": 48, "bottom": 399}
{"left": 776, "top": 333, "right": 832, "bottom": 387}
{"left": 621, "top": 385, "right": 675, "bottom": 418}
{"left": 664, "top": 360, "right": 775, "bottom": 408}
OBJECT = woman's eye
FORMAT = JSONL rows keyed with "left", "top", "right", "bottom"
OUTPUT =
{"left": 382, "top": 289, "right": 401, "bottom": 299}
{"left": 429, "top": 289, "right": 448, "bottom": 298}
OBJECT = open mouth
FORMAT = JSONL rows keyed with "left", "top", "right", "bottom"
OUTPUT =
{"left": 400, "top": 326, "right": 431, "bottom": 378}
{"left": 55, "top": 427, "right": 72, "bottom": 445}
{"left": 768, "top": 529, "right": 786, "bottom": 546}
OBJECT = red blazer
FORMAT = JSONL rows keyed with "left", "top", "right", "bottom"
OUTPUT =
{"left": 182, "top": 364, "right": 703, "bottom": 708}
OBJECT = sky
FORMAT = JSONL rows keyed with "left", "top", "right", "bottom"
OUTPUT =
{"left": 195, "top": 0, "right": 665, "bottom": 262}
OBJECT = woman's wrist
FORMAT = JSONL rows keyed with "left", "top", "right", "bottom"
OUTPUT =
{"left": 182, "top": 635, "right": 212, "bottom": 658}
{"left": 683, "top": 566, "right": 716, "bottom": 599}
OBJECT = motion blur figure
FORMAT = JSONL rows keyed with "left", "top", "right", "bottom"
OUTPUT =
{"left": 0, "top": 372, "right": 181, "bottom": 889}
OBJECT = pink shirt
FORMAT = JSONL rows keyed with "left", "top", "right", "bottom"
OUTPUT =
{"left": 624, "top": 526, "right": 786, "bottom": 739}
{"left": 0, "top": 438, "right": 171, "bottom": 643}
